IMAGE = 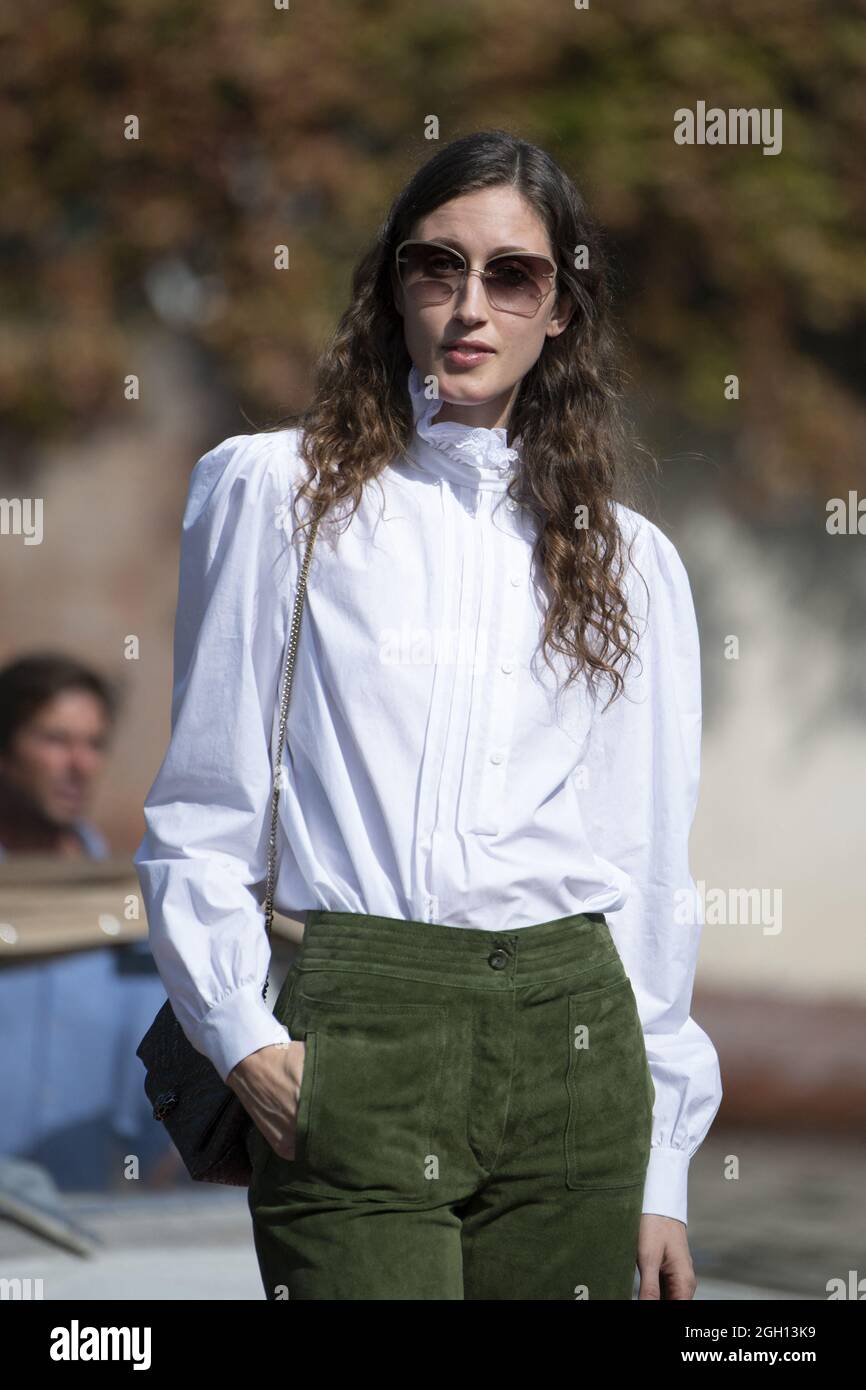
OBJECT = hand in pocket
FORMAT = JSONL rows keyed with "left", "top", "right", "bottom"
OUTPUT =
{"left": 228, "top": 1039, "right": 307, "bottom": 1160}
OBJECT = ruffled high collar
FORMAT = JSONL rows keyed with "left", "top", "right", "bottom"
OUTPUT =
{"left": 405, "top": 364, "right": 521, "bottom": 498}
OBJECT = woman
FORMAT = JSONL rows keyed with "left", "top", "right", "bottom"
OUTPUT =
{"left": 134, "top": 130, "right": 722, "bottom": 1301}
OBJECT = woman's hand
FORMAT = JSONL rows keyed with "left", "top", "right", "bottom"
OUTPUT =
{"left": 227, "top": 1040, "right": 307, "bottom": 1160}
{"left": 637, "top": 1214, "right": 697, "bottom": 1299}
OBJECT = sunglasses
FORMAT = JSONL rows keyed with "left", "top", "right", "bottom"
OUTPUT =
{"left": 395, "top": 239, "right": 558, "bottom": 317}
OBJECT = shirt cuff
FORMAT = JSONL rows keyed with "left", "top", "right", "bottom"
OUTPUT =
{"left": 187, "top": 981, "right": 292, "bottom": 1083}
{"left": 641, "top": 1145, "right": 691, "bottom": 1225}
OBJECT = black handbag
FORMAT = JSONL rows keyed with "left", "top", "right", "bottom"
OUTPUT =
{"left": 136, "top": 514, "right": 320, "bottom": 1185}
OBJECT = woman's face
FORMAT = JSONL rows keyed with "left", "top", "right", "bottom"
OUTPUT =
{"left": 392, "top": 186, "right": 573, "bottom": 432}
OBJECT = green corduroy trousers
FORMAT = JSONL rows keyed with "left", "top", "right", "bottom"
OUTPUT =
{"left": 246, "top": 908, "right": 654, "bottom": 1300}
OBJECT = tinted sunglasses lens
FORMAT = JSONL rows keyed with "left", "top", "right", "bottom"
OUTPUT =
{"left": 485, "top": 255, "right": 555, "bottom": 313}
{"left": 397, "top": 244, "right": 556, "bottom": 314}
{"left": 398, "top": 244, "right": 464, "bottom": 304}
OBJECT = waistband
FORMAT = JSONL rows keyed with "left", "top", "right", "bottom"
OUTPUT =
{"left": 298, "top": 909, "right": 621, "bottom": 989}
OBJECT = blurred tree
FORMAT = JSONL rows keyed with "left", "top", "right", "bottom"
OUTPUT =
{"left": 0, "top": 0, "right": 864, "bottom": 509}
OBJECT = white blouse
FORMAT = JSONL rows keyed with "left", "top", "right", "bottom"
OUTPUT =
{"left": 133, "top": 364, "right": 722, "bottom": 1225}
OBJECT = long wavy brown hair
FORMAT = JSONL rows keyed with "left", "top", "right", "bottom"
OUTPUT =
{"left": 259, "top": 130, "right": 658, "bottom": 710}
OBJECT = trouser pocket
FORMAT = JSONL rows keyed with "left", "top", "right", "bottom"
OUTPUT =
{"left": 277, "top": 974, "right": 449, "bottom": 1203}
{"left": 565, "top": 975, "right": 655, "bottom": 1190}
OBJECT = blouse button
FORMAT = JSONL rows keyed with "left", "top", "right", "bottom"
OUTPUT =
{"left": 506, "top": 499, "right": 518, "bottom": 512}
{"left": 501, "top": 661, "right": 514, "bottom": 675}
{"left": 509, "top": 574, "right": 521, "bottom": 586}
{"left": 489, "top": 752, "right": 504, "bottom": 766}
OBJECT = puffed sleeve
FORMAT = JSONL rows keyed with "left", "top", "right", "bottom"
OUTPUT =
{"left": 133, "top": 432, "right": 298, "bottom": 1083}
{"left": 582, "top": 508, "right": 722, "bottom": 1226}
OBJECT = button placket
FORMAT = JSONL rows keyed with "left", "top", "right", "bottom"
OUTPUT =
{"left": 415, "top": 478, "right": 459, "bottom": 923}
{"left": 464, "top": 506, "right": 528, "bottom": 836}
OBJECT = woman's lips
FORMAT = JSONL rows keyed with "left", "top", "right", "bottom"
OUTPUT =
{"left": 442, "top": 346, "right": 496, "bottom": 367}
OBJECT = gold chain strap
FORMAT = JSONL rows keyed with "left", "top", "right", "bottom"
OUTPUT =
{"left": 261, "top": 513, "right": 320, "bottom": 998}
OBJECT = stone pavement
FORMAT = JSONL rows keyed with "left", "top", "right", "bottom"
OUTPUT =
{"left": 686, "top": 1128, "right": 866, "bottom": 1300}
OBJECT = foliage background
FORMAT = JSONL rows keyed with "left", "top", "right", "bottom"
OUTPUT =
{"left": 2, "top": 0, "right": 864, "bottom": 514}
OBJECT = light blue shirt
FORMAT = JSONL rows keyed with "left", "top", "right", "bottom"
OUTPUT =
{"left": 0, "top": 822, "right": 176, "bottom": 1188}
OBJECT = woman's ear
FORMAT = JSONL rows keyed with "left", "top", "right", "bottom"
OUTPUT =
{"left": 546, "top": 287, "right": 576, "bottom": 340}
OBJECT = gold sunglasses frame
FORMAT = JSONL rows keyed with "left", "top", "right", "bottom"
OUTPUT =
{"left": 395, "top": 239, "right": 558, "bottom": 317}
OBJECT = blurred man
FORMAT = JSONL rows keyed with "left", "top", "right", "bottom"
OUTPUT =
{"left": 0, "top": 653, "right": 115, "bottom": 858}
{"left": 0, "top": 653, "right": 181, "bottom": 1189}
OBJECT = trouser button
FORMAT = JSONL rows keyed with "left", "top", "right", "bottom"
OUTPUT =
{"left": 488, "top": 948, "right": 509, "bottom": 970}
